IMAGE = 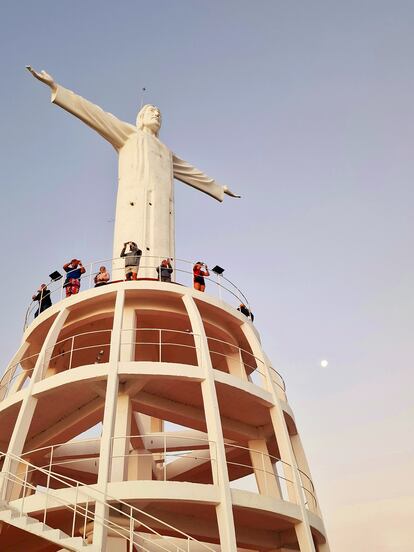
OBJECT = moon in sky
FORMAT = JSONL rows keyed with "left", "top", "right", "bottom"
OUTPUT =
{"left": 320, "top": 360, "right": 329, "bottom": 368}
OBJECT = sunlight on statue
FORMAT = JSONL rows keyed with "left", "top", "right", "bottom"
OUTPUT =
{"left": 26, "top": 66, "right": 240, "bottom": 276}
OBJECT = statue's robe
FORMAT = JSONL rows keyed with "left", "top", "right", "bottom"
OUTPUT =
{"left": 52, "top": 86, "right": 225, "bottom": 278}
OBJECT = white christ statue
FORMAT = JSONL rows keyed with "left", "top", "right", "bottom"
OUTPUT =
{"left": 27, "top": 66, "right": 240, "bottom": 278}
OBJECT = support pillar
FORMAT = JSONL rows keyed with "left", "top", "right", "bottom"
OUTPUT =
{"left": 183, "top": 294, "right": 238, "bottom": 552}
{"left": 248, "top": 439, "right": 282, "bottom": 498}
{"left": 0, "top": 341, "right": 30, "bottom": 401}
{"left": 111, "top": 394, "right": 132, "bottom": 481}
{"left": 1, "top": 309, "right": 69, "bottom": 501}
{"left": 241, "top": 322, "right": 317, "bottom": 552}
{"left": 93, "top": 290, "right": 125, "bottom": 551}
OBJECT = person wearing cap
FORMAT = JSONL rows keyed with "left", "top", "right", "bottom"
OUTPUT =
{"left": 63, "top": 259, "right": 86, "bottom": 297}
{"left": 237, "top": 304, "right": 254, "bottom": 322}
{"left": 193, "top": 261, "right": 209, "bottom": 292}
{"left": 156, "top": 258, "right": 173, "bottom": 283}
{"left": 32, "top": 284, "right": 52, "bottom": 317}
{"left": 120, "top": 241, "right": 142, "bottom": 280}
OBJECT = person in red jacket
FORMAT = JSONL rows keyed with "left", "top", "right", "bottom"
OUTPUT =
{"left": 193, "top": 262, "right": 209, "bottom": 292}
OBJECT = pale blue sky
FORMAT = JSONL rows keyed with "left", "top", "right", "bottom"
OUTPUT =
{"left": 1, "top": 2, "right": 414, "bottom": 549}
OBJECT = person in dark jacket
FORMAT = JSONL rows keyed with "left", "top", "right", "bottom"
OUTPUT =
{"left": 156, "top": 259, "right": 173, "bottom": 282}
{"left": 237, "top": 303, "right": 254, "bottom": 322}
{"left": 32, "top": 284, "right": 52, "bottom": 317}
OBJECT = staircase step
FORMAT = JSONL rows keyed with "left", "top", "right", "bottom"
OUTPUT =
{"left": 42, "top": 527, "right": 67, "bottom": 540}
{"left": 59, "top": 536, "right": 92, "bottom": 550}
{"left": 12, "top": 516, "right": 42, "bottom": 528}
{"left": 0, "top": 509, "right": 90, "bottom": 548}
{"left": 0, "top": 508, "right": 19, "bottom": 520}
{"left": 0, "top": 499, "right": 9, "bottom": 510}
{"left": 22, "top": 515, "right": 42, "bottom": 526}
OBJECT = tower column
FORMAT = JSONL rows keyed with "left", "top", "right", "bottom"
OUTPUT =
{"left": 93, "top": 290, "right": 125, "bottom": 551}
{"left": 111, "top": 394, "right": 132, "bottom": 482}
{"left": 182, "top": 294, "right": 238, "bottom": 552}
{"left": 1, "top": 308, "right": 69, "bottom": 501}
{"left": 240, "top": 321, "right": 317, "bottom": 552}
{"left": 0, "top": 341, "right": 30, "bottom": 401}
{"left": 248, "top": 438, "right": 282, "bottom": 498}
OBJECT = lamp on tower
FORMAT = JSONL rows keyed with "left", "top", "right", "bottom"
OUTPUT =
{"left": 211, "top": 265, "right": 224, "bottom": 276}
{"left": 211, "top": 266, "right": 225, "bottom": 300}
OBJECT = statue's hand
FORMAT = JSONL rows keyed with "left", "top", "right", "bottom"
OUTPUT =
{"left": 26, "top": 66, "right": 57, "bottom": 92}
{"left": 223, "top": 185, "right": 241, "bottom": 199}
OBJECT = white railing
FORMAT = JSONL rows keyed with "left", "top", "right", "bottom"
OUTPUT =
{"left": 0, "top": 450, "right": 217, "bottom": 551}
{"left": 0, "top": 329, "right": 287, "bottom": 404}
{"left": 0, "top": 352, "right": 39, "bottom": 402}
{"left": 120, "top": 328, "right": 200, "bottom": 366}
{"left": 206, "top": 336, "right": 287, "bottom": 399}
{"left": 24, "top": 256, "right": 251, "bottom": 330}
{"left": 20, "top": 434, "right": 217, "bottom": 488}
{"left": 16, "top": 434, "right": 317, "bottom": 515}
{"left": 224, "top": 443, "right": 317, "bottom": 513}
{"left": 46, "top": 329, "right": 113, "bottom": 373}
{"left": 111, "top": 433, "right": 217, "bottom": 483}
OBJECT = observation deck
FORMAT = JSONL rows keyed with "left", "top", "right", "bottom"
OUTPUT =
{"left": 24, "top": 256, "right": 251, "bottom": 330}
{"left": 0, "top": 266, "right": 329, "bottom": 551}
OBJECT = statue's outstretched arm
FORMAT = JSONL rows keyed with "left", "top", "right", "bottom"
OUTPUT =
{"left": 172, "top": 154, "right": 241, "bottom": 202}
{"left": 26, "top": 66, "right": 135, "bottom": 150}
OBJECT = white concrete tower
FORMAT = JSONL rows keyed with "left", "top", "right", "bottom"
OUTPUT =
{"left": 0, "top": 70, "right": 330, "bottom": 552}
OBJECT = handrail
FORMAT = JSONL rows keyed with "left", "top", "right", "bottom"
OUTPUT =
{"left": 224, "top": 442, "right": 317, "bottom": 511}
{"left": 20, "top": 432, "right": 213, "bottom": 460}
{"left": 24, "top": 255, "right": 251, "bottom": 330}
{"left": 22, "top": 433, "right": 216, "bottom": 484}
{"left": 0, "top": 328, "right": 286, "bottom": 402}
{"left": 0, "top": 450, "right": 217, "bottom": 551}
{"left": 0, "top": 352, "right": 40, "bottom": 388}
{"left": 206, "top": 335, "right": 286, "bottom": 394}
{"left": 44, "top": 327, "right": 199, "bottom": 372}
{"left": 1, "top": 469, "right": 175, "bottom": 552}
{"left": 17, "top": 434, "right": 317, "bottom": 514}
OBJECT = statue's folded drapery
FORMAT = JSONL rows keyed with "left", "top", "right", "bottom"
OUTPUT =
{"left": 50, "top": 84, "right": 230, "bottom": 275}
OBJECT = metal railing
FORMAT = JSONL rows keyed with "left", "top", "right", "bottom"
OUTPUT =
{"left": 120, "top": 328, "right": 200, "bottom": 366}
{"left": 0, "top": 352, "right": 39, "bottom": 401}
{"left": 224, "top": 442, "right": 317, "bottom": 513}
{"left": 20, "top": 434, "right": 217, "bottom": 487}
{"left": 113, "top": 433, "right": 217, "bottom": 484}
{"left": 46, "top": 329, "right": 113, "bottom": 373}
{"left": 0, "top": 450, "right": 217, "bottom": 551}
{"left": 17, "top": 435, "right": 316, "bottom": 513}
{"left": 0, "top": 329, "right": 287, "bottom": 404}
{"left": 24, "top": 256, "right": 251, "bottom": 330}
{"left": 206, "top": 336, "right": 287, "bottom": 399}
{"left": 16, "top": 432, "right": 318, "bottom": 513}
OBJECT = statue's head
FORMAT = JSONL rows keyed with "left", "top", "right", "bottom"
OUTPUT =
{"left": 136, "top": 104, "right": 162, "bottom": 136}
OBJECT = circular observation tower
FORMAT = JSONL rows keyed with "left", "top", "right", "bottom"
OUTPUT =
{"left": 1, "top": 71, "right": 330, "bottom": 551}
{"left": 0, "top": 266, "right": 330, "bottom": 552}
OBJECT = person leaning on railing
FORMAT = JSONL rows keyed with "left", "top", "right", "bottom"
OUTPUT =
{"left": 94, "top": 265, "right": 110, "bottom": 287}
{"left": 63, "top": 259, "right": 86, "bottom": 297}
{"left": 32, "top": 284, "right": 52, "bottom": 317}
{"left": 120, "top": 241, "right": 142, "bottom": 281}
{"left": 156, "top": 258, "right": 173, "bottom": 282}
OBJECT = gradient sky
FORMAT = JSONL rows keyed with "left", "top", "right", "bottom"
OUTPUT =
{"left": 1, "top": 2, "right": 413, "bottom": 550}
